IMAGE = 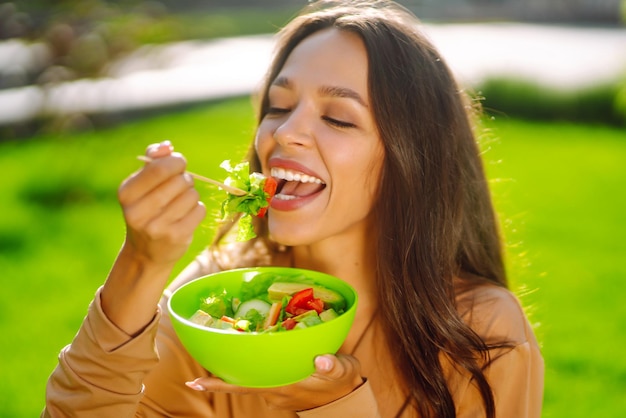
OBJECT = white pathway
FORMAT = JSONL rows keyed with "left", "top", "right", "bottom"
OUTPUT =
{"left": 1, "top": 22, "right": 625, "bottom": 126}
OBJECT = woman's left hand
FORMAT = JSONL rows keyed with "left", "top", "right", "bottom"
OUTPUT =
{"left": 186, "top": 354, "right": 364, "bottom": 411}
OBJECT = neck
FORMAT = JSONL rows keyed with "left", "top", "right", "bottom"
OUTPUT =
{"left": 290, "top": 228, "right": 379, "bottom": 354}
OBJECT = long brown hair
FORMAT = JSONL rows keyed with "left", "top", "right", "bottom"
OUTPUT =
{"left": 213, "top": 1, "right": 508, "bottom": 417}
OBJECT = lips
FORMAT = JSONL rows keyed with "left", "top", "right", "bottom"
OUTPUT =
{"left": 268, "top": 160, "right": 326, "bottom": 210}
{"left": 271, "top": 167, "right": 325, "bottom": 199}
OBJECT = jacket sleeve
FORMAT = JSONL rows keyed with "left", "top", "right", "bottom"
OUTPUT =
{"left": 41, "top": 287, "right": 161, "bottom": 417}
{"left": 452, "top": 286, "right": 544, "bottom": 418}
{"left": 296, "top": 379, "right": 381, "bottom": 418}
{"left": 485, "top": 340, "right": 544, "bottom": 418}
{"left": 450, "top": 340, "right": 544, "bottom": 418}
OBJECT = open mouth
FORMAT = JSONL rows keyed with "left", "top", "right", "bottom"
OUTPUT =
{"left": 270, "top": 167, "right": 326, "bottom": 200}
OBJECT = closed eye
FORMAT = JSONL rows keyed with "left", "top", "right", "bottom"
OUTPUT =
{"left": 267, "top": 107, "right": 290, "bottom": 116}
{"left": 323, "top": 116, "right": 356, "bottom": 129}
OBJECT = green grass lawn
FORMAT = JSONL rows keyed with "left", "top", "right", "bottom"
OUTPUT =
{"left": 481, "top": 117, "right": 626, "bottom": 416}
{"left": 0, "top": 98, "right": 624, "bottom": 417}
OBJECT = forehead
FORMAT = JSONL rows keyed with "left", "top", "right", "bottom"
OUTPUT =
{"left": 275, "top": 28, "right": 369, "bottom": 94}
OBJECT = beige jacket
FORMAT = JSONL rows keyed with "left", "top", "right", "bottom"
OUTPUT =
{"left": 42, "top": 267, "right": 543, "bottom": 417}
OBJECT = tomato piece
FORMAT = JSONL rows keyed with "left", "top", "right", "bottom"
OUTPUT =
{"left": 264, "top": 177, "right": 278, "bottom": 199}
{"left": 294, "top": 308, "right": 311, "bottom": 316}
{"left": 257, "top": 177, "right": 278, "bottom": 218}
{"left": 286, "top": 288, "right": 315, "bottom": 315}
{"left": 306, "top": 298, "right": 325, "bottom": 314}
{"left": 285, "top": 287, "right": 326, "bottom": 315}
{"left": 282, "top": 317, "right": 297, "bottom": 330}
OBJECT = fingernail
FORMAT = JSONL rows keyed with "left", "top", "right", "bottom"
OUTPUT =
{"left": 185, "top": 381, "right": 206, "bottom": 391}
{"left": 315, "top": 356, "right": 333, "bottom": 372}
{"left": 161, "top": 140, "right": 173, "bottom": 149}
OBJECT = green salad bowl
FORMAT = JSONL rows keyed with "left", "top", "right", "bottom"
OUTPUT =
{"left": 167, "top": 267, "right": 358, "bottom": 388}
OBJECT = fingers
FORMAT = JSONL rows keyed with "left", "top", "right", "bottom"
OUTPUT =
{"left": 119, "top": 152, "right": 188, "bottom": 207}
{"left": 123, "top": 172, "right": 195, "bottom": 230}
{"left": 160, "top": 177, "right": 205, "bottom": 226}
{"left": 164, "top": 197, "right": 207, "bottom": 244}
{"left": 313, "top": 354, "right": 363, "bottom": 386}
{"left": 116, "top": 142, "right": 206, "bottom": 264}
{"left": 147, "top": 140, "right": 174, "bottom": 158}
{"left": 143, "top": 190, "right": 206, "bottom": 246}
{"left": 186, "top": 377, "right": 254, "bottom": 395}
{"left": 118, "top": 140, "right": 180, "bottom": 206}
{"left": 185, "top": 354, "right": 365, "bottom": 412}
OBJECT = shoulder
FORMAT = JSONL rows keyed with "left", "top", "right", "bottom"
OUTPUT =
{"left": 455, "top": 280, "right": 536, "bottom": 346}
{"left": 164, "top": 242, "right": 291, "bottom": 299}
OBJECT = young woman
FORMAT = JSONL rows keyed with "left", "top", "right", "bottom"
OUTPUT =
{"left": 42, "top": 1, "right": 543, "bottom": 417}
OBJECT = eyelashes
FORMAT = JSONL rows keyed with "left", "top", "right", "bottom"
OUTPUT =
{"left": 266, "top": 107, "right": 289, "bottom": 115}
{"left": 322, "top": 116, "right": 356, "bottom": 129}
{"left": 266, "top": 107, "right": 356, "bottom": 129}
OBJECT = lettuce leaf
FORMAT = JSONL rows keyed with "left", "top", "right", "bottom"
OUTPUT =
{"left": 199, "top": 290, "right": 233, "bottom": 318}
{"left": 219, "top": 160, "right": 271, "bottom": 241}
{"left": 240, "top": 272, "right": 277, "bottom": 302}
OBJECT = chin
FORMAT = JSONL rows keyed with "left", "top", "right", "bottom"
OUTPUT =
{"left": 268, "top": 219, "right": 317, "bottom": 247}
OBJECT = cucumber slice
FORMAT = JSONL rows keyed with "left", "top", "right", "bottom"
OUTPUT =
{"left": 234, "top": 299, "right": 271, "bottom": 319}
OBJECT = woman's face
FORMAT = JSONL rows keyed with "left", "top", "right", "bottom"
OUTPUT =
{"left": 255, "top": 28, "right": 384, "bottom": 247}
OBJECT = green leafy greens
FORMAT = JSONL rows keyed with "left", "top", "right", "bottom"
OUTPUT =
{"left": 219, "top": 160, "right": 272, "bottom": 241}
{"left": 199, "top": 290, "right": 233, "bottom": 318}
{"left": 240, "top": 273, "right": 276, "bottom": 302}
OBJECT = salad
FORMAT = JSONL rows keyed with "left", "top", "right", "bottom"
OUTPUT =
{"left": 219, "top": 160, "right": 277, "bottom": 241}
{"left": 188, "top": 272, "right": 347, "bottom": 333}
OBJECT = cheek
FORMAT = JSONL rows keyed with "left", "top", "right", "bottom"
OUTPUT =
{"left": 338, "top": 142, "right": 384, "bottom": 187}
{"left": 354, "top": 146, "right": 384, "bottom": 204}
{"left": 326, "top": 145, "right": 383, "bottom": 217}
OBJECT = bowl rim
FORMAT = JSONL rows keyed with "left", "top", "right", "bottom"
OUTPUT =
{"left": 167, "top": 266, "right": 358, "bottom": 335}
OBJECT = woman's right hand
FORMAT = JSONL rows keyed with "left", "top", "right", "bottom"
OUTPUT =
{"left": 101, "top": 141, "right": 207, "bottom": 335}
{"left": 118, "top": 141, "right": 206, "bottom": 266}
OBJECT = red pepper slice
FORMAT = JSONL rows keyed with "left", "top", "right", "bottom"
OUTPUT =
{"left": 257, "top": 177, "right": 277, "bottom": 218}
{"left": 285, "top": 288, "right": 325, "bottom": 315}
{"left": 286, "top": 288, "right": 315, "bottom": 315}
{"left": 282, "top": 317, "right": 297, "bottom": 330}
{"left": 220, "top": 316, "right": 236, "bottom": 324}
{"left": 293, "top": 308, "right": 311, "bottom": 316}
{"left": 306, "top": 298, "right": 325, "bottom": 314}
{"left": 263, "top": 301, "right": 283, "bottom": 329}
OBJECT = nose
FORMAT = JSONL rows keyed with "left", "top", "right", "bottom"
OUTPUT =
{"left": 272, "top": 105, "right": 313, "bottom": 148}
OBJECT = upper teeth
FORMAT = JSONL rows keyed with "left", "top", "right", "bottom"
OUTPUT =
{"left": 271, "top": 167, "right": 325, "bottom": 184}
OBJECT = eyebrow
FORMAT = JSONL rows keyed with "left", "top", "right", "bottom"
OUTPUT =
{"left": 272, "top": 76, "right": 369, "bottom": 108}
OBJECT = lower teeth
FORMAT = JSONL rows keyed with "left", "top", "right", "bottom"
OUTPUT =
{"left": 275, "top": 194, "right": 296, "bottom": 201}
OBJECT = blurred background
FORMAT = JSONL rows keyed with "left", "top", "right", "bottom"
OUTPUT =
{"left": 0, "top": 0, "right": 625, "bottom": 416}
